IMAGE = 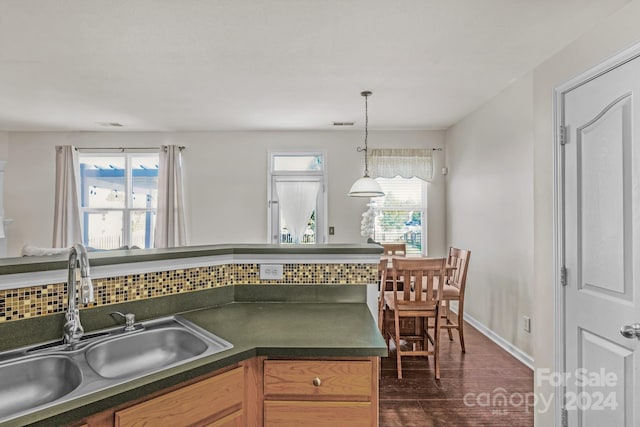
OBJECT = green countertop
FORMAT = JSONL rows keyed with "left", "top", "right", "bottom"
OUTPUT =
{"left": 182, "top": 302, "right": 386, "bottom": 358}
{"left": 9, "top": 300, "right": 387, "bottom": 427}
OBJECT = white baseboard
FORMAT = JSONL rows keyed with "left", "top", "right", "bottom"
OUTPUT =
{"left": 456, "top": 310, "right": 534, "bottom": 370}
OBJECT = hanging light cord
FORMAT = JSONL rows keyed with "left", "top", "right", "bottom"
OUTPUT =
{"left": 357, "top": 90, "right": 372, "bottom": 177}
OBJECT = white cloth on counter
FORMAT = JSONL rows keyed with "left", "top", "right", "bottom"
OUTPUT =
{"left": 21, "top": 245, "right": 70, "bottom": 257}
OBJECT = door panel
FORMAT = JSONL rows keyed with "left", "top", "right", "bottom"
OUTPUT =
{"left": 563, "top": 55, "right": 640, "bottom": 426}
{"left": 578, "top": 329, "right": 632, "bottom": 426}
{"left": 578, "top": 95, "right": 630, "bottom": 295}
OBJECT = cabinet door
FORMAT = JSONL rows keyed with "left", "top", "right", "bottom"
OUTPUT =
{"left": 115, "top": 367, "right": 243, "bottom": 427}
{"left": 264, "top": 401, "right": 371, "bottom": 427}
{"left": 205, "top": 409, "right": 243, "bottom": 427}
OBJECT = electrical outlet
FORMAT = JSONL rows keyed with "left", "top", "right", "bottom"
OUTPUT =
{"left": 523, "top": 316, "right": 531, "bottom": 333}
{"left": 260, "top": 264, "right": 283, "bottom": 280}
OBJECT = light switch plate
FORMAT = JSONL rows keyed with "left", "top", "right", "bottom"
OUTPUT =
{"left": 260, "top": 264, "right": 283, "bottom": 280}
{"left": 523, "top": 316, "right": 531, "bottom": 333}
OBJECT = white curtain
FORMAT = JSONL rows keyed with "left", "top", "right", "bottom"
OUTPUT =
{"left": 275, "top": 181, "right": 320, "bottom": 244}
{"left": 154, "top": 145, "right": 188, "bottom": 248}
{"left": 369, "top": 148, "right": 434, "bottom": 181}
{"left": 52, "top": 145, "right": 82, "bottom": 248}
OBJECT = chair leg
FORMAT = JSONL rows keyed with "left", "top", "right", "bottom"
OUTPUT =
{"left": 422, "top": 317, "right": 429, "bottom": 353}
{"left": 434, "top": 309, "right": 441, "bottom": 380}
{"left": 458, "top": 309, "right": 466, "bottom": 353}
{"left": 394, "top": 312, "right": 403, "bottom": 379}
{"left": 382, "top": 309, "right": 390, "bottom": 349}
{"left": 445, "top": 301, "right": 453, "bottom": 341}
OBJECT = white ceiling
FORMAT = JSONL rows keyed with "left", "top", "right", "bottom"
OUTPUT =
{"left": 0, "top": 0, "right": 629, "bottom": 132}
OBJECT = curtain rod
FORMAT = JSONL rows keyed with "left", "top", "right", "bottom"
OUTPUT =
{"left": 74, "top": 146, "right": 185, "bottom": 152}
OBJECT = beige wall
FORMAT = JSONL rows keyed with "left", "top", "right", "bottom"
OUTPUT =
{"left": 532, "top": 1, "right": 640, "bottom": 425}
{"left": 0, "top": 132, "right": 7, "bottom": 160}
{"left": 443, "top": 0, "right": 640, "bottom": 425}
{"left": 3, "top": 130, "right": 446, "bottom": 257}
{"left": 445, "top": 73, "right": 534, "bottom": 356}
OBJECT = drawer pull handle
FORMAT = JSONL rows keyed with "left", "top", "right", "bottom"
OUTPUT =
{"left": 313, "top": 377, "right": 322, "bottom": 387}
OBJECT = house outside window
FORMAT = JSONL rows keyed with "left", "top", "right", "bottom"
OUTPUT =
{"left": 78, "top": 153, "right": 159, "bottom": 249}
{"left": 371, "top": 177, "right": 426, "bottom": 255}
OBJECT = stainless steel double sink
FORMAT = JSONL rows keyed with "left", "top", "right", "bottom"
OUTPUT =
{"left": 0, "top": 315, "right": 233, "bottom": 424}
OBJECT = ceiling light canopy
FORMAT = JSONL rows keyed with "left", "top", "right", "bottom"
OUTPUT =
{"left": 349, "top": 91, "right": 385, "bottom": 198}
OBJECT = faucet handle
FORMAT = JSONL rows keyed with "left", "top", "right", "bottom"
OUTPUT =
{"left": 110, "top": 311, "right": 136, "bottom": 331}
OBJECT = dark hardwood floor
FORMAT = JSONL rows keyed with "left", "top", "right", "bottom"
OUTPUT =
{"left": 379, "top": 322, "right": 534, "bottom": 426}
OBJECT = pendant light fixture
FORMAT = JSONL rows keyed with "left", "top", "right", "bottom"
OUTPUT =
{"left": 348, "top": 91, "right": 385, "bottom": 197}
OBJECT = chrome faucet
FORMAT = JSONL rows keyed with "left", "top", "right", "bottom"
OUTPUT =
{"left": 63, "top": 243, "right": 95, "bottom": 345}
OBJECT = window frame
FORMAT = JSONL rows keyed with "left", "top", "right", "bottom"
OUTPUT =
{"left": 267, "top": 151, "right": 328, "bottom": 244}
{"left": 78, "top": 151, "right": 159, "bottom": 249}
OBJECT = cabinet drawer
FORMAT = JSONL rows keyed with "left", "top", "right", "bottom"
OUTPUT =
{"left": 264, "top": 401, "right": 371, "bottom": 427}
{"left": 264, "top": 360, "right": 372, "bottom": 400}
{"left": 115, "top": 367, "right": 244, "bottom": 427}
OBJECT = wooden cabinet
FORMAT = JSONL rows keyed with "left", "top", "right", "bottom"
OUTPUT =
{"left": 115, "top": 366, "right": 244, "bottom": 426}
{"left": 78, "top": 365, "right": 245, "bottom": 427}
{"left": 263, "top": 359, "right": 378, "bottom": 427}
{"left": 73, "top": 357, "right": 379, "bottom": 427}
{"left": 205, "top": 410, "right": 243, "bottom": 427}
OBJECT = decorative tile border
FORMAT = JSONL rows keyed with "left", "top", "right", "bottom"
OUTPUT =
{"left": 233, "top": 263, "right": 375, "bottom": 285}
{"left": 0, "top": 263, "right": 376, "bottom": 322}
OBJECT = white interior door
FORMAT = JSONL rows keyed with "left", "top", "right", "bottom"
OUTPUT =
{"left": 563, "top": 56, "right": 640, "bottom": 426}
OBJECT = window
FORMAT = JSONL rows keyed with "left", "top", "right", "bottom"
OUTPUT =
{"left": 79, "top": 153, "right": 159, "bottom": 249}
{"left": 371, "top": 177, "right": 426, "bottom": 255}
{"left": 268, "top": 152, "right": 326, "bottom": 244}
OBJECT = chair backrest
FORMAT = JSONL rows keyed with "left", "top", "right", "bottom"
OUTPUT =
{"left": 378, "top": 258, "right": 388, "bottom": 288}
{"left": 391, "top": 257, "right": 447, "bottom": 307}
{"left": 382, "top": 243, "right": 407, "bottom": 256}
{"left": 447, "top": 247, "right": 471, "bottom": 293}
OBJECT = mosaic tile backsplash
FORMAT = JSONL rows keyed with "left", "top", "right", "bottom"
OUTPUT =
{"left": 0, "top": 263, "right": 376, "bottom": 322}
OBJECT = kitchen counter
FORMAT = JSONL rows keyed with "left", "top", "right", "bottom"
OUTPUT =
{"left": 7, "top": 299, "right": 386, "bottom": 427}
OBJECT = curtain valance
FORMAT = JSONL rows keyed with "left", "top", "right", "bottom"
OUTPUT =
{"left": 369, "top": 148, "right": 433, "bottom": 182}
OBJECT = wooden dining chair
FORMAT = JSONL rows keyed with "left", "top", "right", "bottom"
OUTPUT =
{"left": 381, "top": 243, "right": 407, "bottom": 257}
{"left": 440, "top": 247, "right": 471, "bottom": 353}
{"left": 384, "top": 257, "right": 447, "bottom": 379}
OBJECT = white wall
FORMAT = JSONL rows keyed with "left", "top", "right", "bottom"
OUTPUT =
{"left": 0, "top": 132, "right": 8, "bottom": 159}
{"left": 443, "top": 1, "right": 640, "bottom": 425}
{"left": 3, "top": 130, "right": 446, "bottom": 257}
{"left": 445, "top": 73, "right": 534, "bottom": 356}
{"left": 0, "top": 132, "right": 8, "bottom": 256}
{"left": 532, "top": 1, "right": 640, "bottom": 425}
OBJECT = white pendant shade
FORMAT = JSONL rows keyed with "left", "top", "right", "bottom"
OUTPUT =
{"left": 348, "top": 90, "right": 385, "bottom": 198}
{"left": 348, "top": 176, "right": 385, "bottom": 197}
